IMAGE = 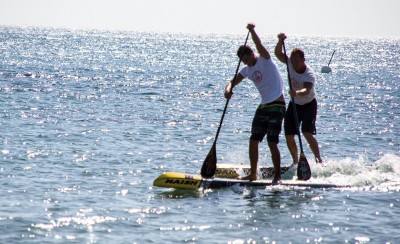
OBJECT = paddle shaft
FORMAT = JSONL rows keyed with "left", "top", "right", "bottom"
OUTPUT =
{"left": 211, "top": 31, "right": 250, "bottom": 145}
{"left": 200, "top": 31, "right": 250, "bottom": 178}
{"left": 282, "top": 41, "right": 305, "bottom": 154}
{"left": 328, "top": 50, "right": 336, "bottom": 66}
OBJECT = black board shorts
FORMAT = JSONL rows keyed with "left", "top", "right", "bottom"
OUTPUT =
{"left": 250, "top": 101, "right": 286, "bottom": 143}
{"left": 284, "top": 98, "right": 317, "bottom": 135}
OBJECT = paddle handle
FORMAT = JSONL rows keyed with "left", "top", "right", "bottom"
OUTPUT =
{"left": 282, "top": 41, "right": 305, "bottom": 153}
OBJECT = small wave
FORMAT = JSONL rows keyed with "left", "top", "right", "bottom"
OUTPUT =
{"left": 313, "top": 153, "right": 400, "bottom": 191}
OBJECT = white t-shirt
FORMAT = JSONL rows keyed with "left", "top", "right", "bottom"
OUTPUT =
{"left": 239, "top": 57, "right": 284, "bottom": 104}
{"left": 288, "top": 62, "right": 317, "bottom": 105}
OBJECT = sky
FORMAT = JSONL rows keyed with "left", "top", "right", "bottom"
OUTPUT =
{"left": 1, "top": 0, "right": 399, "bottom": 38}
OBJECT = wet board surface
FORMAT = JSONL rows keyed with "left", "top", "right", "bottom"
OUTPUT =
{"left": 215, "top": 164, "right": 293, "bottom": 179}
{"left": 153, "top": 172, "right": 349, "bottom": 190}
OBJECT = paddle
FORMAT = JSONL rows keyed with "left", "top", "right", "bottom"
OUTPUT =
{"left": 201, "top": 31, "right": 250, "bottom": 178}
{"left": 282, "top": 40, "right": 312, "bottom": 181}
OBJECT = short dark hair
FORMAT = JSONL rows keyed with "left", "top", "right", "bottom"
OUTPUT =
{"left": 237, "top": 45, "right": 253, "bottom": 58}
{"left": 290, "top": 48, "right": 305, "bottom": 59}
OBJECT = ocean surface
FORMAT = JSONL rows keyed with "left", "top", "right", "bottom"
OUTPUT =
{"left": 0, "top": 26, "right": 399, "bottom": 243}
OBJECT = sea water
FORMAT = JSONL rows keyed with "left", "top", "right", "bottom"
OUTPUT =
{"left": 0, "top": 26, "right": 399, "bottom": 243}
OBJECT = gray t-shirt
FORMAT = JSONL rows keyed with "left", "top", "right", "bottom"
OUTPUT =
{"left": 288, "top": 62, "right": 317, "bottom": 105}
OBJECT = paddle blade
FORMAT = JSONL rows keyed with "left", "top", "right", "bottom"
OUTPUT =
{"left": 201, "top": 144, "right": 217, "bottom": 178}
{"left": 297, "top": 152, "right": 311, "bottom": 181}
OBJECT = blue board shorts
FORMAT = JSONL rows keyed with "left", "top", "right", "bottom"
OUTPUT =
{"left": 284, "top": 99, "right": 317, "bottom": 135}
{"left": 250, "top": 101, "right": 286, "bottom": 143}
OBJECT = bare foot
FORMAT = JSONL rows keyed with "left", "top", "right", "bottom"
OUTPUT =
{"left": 238, "top": 174, "right": 257, "bottom": 181}
{"left": 272, "top": 177, "right": 281, "bottom": 185}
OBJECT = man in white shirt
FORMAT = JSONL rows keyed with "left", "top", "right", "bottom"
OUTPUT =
{"left": 274, "top": 33, "right": 323, "bottom": 165}
{"left": 224, "top": 23, "right": 285, "bottom": 183}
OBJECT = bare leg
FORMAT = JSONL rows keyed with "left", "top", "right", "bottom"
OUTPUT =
{"left": 303, "top": 132, "right": 323, "bottom": 163}
{"left": 285, "top": 134, "right": 298, "bottom": 164}
{"left": 268, "top": 141, "right": 281, "bottom": 183}
{"left": 240, "top": 139, "right": 259, "bottom": 181}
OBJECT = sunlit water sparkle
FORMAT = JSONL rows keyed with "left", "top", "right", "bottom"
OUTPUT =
{"left": 0, "top": 26, "right": 399, "bottom": 243}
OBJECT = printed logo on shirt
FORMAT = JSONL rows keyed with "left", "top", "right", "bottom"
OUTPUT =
{"left": 252, "top": 71, "right": 262, "bottom": 82}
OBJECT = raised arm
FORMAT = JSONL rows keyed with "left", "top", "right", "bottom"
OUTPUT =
{"left": 274, "top": 33, "right": 288, "bottom": 63}
{"left": 247, "top": 23, "right": 270, "bottom": 60}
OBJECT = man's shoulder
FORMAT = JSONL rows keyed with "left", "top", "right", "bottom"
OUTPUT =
{"left": 258, "top": 56, "right": 271, "bottom": 62}
{"left": 305, "top": 65, "right": 316, "bottom": 80}
{"left": 306, "top": 65, "right": 315, "bottom": 73}
{"left": 257, "top": 56, "right": 276, "bottom": 67}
